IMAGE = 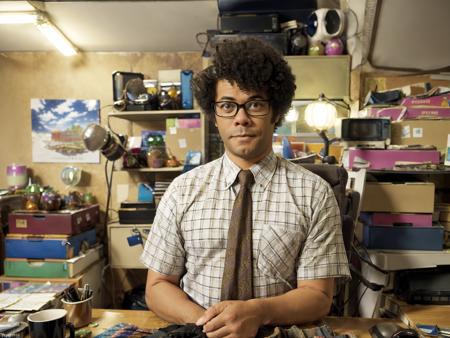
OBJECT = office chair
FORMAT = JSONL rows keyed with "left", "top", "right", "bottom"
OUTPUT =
{"left": 298, "top": 163, "right": 375, "bottom": 316}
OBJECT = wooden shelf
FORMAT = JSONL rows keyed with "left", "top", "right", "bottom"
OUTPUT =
{"left": 367, "top": 168, "right": 450, "bottom": 175}
{"left": 108, "top": 110, "right": 201, "bottom": 121}
{"left": 118, "top": 166, "right": 184, "bottom": 173}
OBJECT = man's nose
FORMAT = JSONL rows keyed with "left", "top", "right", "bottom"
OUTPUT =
{"left": 233, "top": 106, "right": 251, "bottom": 125}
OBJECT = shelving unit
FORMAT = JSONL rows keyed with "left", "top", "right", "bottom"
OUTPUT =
{"left": 108, "top": 109, "right": 207, "bottom": 164}
{"left": 117, "top": 166, "right": 184, "bottom": 173}
{"left": 107, "top": 108, "right": 207, "bottom": 269}
{"left": 358, "top": 168, "right": 450, "bottom": 318}
{"left": 108, "top": 109, "right": 201, "bottom": 121}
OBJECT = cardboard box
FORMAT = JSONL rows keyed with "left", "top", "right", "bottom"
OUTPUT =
{"left": 9, "top": 205, "right": 99, "bottom": 235}
{"left": 361, "top": 212, "right": 433, "bottom": 227}
{"left": 363, "top": 224, "right": 444, "bottom": 251}
{"left": 391, "top": 120, "right": 450, "bottom": 154}
{"left": 366, "top": 105, "right": 450, "bottom": 120}
{"left": 4, "top": 245, "right": 103, "bottom": 278}
{"left": 361, "top": 182, "right": 435, "bottom": 213}
{"left": 400, "top": 94, "right": 450, "bottom": 107}
{"left": 285, "top": 55, "right": 350, "bottom": 99}
{"left": 165, "top": 118, "right": 203, "bottom": 163}
{"left": 348, "top": 149, "right": 440, "bottom": 170}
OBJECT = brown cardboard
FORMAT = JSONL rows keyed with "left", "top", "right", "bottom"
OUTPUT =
{"left": 391, "top": 120, "right": 450, "bottom": 153}
{"left": 165, "top": 127, "right": 203, "bottom": 163}
{"left": 440, "top": 211, "right": 450, "bottom": 222}
{"left": 361, "top": 182, "right": 435, "bottom": 213}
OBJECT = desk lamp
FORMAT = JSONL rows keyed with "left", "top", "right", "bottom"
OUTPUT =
{"left": 305, "top": 93, "right": 338, "bottom": 164}
{"left": 82, "top": 124, "right": 126, "bottom": 161}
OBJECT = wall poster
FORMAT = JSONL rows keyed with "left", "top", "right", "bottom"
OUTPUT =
{"left": 31, "top": 99, "right": 100, "bottom": 163}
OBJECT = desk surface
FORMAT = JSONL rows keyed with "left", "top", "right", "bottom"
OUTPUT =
{"left": 386, "top": 296, "right": 450, "bottom": 327}
{"left": 89, "top": 309, "right": 395, "bottom": 338}
{"left": 400, "top": 303, "right": 450, "bottom": 327}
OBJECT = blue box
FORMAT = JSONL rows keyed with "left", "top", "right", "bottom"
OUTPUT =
{"left": 363, "top": 224, "right": 444, "bottom": 251}
{"left": 5, "top": 228, "right": 96, "bottom": 259}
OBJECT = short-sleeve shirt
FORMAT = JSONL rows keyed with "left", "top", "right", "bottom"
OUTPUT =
{"left": 140, "top": 152, "right": 350, "bottom": 309}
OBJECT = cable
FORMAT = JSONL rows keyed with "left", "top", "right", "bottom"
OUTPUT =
{"left": 103, "top": 159, "right": 114, "bottom": 231}
{"left": 341, "top": 7, "right": 361, "bottom": 41}
{"left": 354, "top": 286, "right": 368, "bottom": 317}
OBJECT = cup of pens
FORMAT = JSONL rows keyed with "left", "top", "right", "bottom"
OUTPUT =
{"left": 61, "top": 284, "right": 93, "bottom": 328}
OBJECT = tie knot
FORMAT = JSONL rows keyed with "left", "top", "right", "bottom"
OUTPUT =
{"left": 238, "top": 170, "right": 254, "bottom": 188}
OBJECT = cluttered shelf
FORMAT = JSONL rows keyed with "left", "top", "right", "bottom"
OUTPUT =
{"left": 108, "top": 110, "right": 200, "bottom": 121}
{"left": 367, "top": 168, "right": 450, "bottom": 175}
{"left": 116, "top": 166, "right": 184, "bottom": 173}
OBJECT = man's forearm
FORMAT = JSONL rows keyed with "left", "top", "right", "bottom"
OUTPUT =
{"left": 248, "top": 284, "right": 332, "bottom": 326}
{"left": 146, "top": 280, "right": 205, "bottom": 324}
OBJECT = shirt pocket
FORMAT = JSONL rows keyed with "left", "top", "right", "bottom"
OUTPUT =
{"left": 256, "top": 222, "right": 304, "bottom": 281}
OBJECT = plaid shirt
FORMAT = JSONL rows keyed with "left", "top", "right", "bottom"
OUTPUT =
{"left": 140, "top": 152, "right": 350, "bottom": 309}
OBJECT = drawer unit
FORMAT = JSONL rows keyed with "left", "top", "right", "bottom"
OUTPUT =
{"left": 108, "top": 223, "right": 151, "bottom": 268}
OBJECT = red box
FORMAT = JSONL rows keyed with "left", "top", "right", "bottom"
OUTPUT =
{"left": 8, "top": 205, "right": 99, "bottom": 235}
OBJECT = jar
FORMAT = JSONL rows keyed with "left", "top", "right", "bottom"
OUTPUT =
{"left": 147, "top": 146, "right": 167, "bottom": 168}
{"left": 6, "top": 164, "right": 27, "bottom": 189}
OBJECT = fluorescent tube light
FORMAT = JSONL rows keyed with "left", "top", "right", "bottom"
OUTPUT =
{"left": 0, "top": 12, "right": 37, "bottom": 24}
{"left": 36, "top": 16, "right": 77, "bottom": 56}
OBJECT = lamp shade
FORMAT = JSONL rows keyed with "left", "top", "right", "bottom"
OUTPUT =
{"left": 304, "top": 100, "right": 337, "bottom": 131}
{"left": 82, "top": 123, "right": 126, "bottom": 161}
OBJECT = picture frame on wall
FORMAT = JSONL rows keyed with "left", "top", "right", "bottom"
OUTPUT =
{"left": 31, "top": 99, "right": 100, "bottom": 163}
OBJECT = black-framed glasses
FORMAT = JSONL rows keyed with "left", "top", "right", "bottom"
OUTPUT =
{"left": 213, "top": 99, "right": 271, "bottom": 118}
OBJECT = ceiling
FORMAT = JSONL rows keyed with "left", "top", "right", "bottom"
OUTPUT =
{"left": 0, "top": 0, "right": 219, "bottom": 53}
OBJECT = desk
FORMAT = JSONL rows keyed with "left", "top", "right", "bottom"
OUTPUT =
{"left": 381, "top": 295, "right": 450, "bottom": 328}
{"left": 88, "top": 309, "right": 396, "bottom": 338}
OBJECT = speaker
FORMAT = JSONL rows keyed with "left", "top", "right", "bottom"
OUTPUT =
{"left": 112, "top": 71, "right": 144, "bottom": 102}
{"left": 306, "top": 8, "right": 345, "bottom": 43}
{"left": 219, "top": 14, "right": 279, "bottom": 33}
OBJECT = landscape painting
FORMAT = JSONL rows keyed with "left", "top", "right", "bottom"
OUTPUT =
{"left": 31, "top": 99, "right": 100, "bottom": 163}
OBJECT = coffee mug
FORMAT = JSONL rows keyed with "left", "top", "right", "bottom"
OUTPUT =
{"left": 27, "top": 309, "right": 75, "bottom": 338}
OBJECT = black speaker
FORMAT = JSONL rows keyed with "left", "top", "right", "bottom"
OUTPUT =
{"left": 112, "top": 71, "right": 144, "bottom": 102}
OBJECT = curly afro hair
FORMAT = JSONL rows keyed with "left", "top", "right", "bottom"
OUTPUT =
{"left": 192, "top": 38, "right": 296, "bottom": 127}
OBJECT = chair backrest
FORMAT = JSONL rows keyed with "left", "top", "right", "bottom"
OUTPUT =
{"left": 298, "top": 164, "right": 359, "bottom": 257}
{"left": 299, "top": 163, "right": 348, "bottom": 216}
{"left": 298, "top": 163, "right": 361, "bottom": 317}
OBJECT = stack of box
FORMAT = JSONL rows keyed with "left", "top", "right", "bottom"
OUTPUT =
{"left": 360, "top": 182, "right": 444, "bottom": 250}
{"left": 367, "top": 92, "right": 450, "bottom": 156}
{"left": 3, "top": 205, "right": 104, "bottom": 306}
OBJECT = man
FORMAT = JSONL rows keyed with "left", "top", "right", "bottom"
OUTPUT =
{"left": 140, "top": 38, "right": 350, "bottom": 338}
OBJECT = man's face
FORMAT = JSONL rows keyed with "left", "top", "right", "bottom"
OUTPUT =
{"left": 214, "top": 80, "right": 278, "bottom": 169}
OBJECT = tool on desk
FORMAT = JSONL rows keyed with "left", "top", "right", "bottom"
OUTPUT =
{"left": 417, "top": 324, "right": 450, "bottom": 338}
{"left": 64, "top": 285, "right": 81, "bottom": 302}
{"left": 81, "top": 284, "right": 93, "bottom": 301}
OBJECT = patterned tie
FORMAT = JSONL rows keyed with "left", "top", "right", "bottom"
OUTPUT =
{"left": 221, "top": 170, "right": 255, "bottom": 300}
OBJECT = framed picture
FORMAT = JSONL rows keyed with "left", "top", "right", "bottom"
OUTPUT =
{"left": 31, "top": 99, "right": 100, "bottom": 163}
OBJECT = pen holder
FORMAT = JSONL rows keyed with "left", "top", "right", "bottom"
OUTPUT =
{"left": 61, "top": 289, "right": 93, "bottom": 328}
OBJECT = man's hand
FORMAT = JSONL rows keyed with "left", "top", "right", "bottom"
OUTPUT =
{"left": 195, "top": 300, "right": 264, "bottom": 338}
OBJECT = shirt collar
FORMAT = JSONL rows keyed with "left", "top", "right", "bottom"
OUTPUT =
{"left": 221, "top": 151, "right": 278, "bottom": 190}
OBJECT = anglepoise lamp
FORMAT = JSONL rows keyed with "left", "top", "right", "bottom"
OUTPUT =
{"left": 305, "top": 93, "right": 338, "bottom": 164}
{"left": 82, "top": 124, "right": 126, "bottom": 161}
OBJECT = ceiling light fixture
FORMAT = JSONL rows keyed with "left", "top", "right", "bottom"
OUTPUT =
{"left": 36, "top": 14, "right": 77, "bottom": 56}
{"left": 0, "top": 10, "right": 77, "bottom": 56}
{"left": 0, "top": 11, "right": 37, "bottom": 24}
